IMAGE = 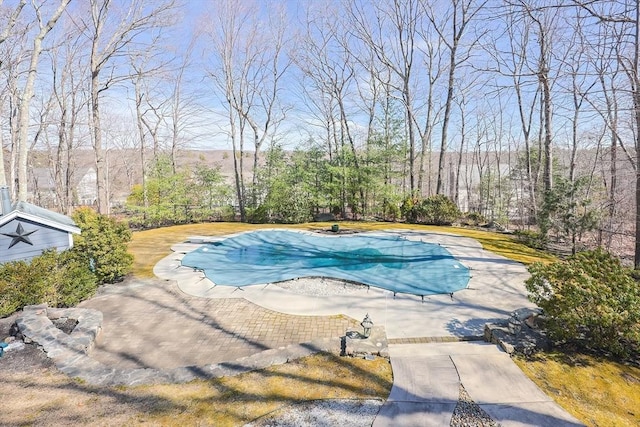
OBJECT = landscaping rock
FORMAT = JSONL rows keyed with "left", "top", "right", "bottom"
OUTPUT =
{"left": 484, "top": 308, "right": 550, "bottom": 356}
{"left": 343, "top": 325, "right": 388, "bottom": 358}
{"left": 5, "top": 341, "right": 25, "bottom": 352}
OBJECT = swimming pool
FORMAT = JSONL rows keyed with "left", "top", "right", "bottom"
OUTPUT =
{"left": 180, "top": 230, "right": 470, "bottom": 296}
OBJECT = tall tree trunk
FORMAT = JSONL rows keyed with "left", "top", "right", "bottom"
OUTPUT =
{"left": 540, "top": 68, "right": 553, "bottom": 193}
{"left": 134, "top": 78, "right": 148, "bottom": 211}
{"left": 633, "top": 3, "right": 640, "bottom": 268}
{"left": 16, "top": 0, "right": 70, "bottom": 202}
{"left": 0, "top": 0, "right": 26, "bottom": 188}
{"left": 455, "top": 105, "right": 466, "bottom": 205}
{"left": 417, "top": 76, "right": 436, "bottom": 197}
{"left": 232, "top": 112, "right": 246, "bottom": 222}
{"left": 436, "top": 47, "right": 456, "bottom": 195}
{"left": 90, "top": 69, "right": 108, "bottom": 213}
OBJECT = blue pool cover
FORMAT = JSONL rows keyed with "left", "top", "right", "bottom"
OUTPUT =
{"left": 181, "top": 230, "right": 470, "bottom": 296}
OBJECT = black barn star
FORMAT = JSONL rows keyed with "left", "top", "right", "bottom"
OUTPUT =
{"left": 1, "top": 223, "right": 37, "bottom": 249}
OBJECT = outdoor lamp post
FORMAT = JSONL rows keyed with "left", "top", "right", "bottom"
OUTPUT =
{"left": 361, "top": 314, "right": 373, "bottom": 338}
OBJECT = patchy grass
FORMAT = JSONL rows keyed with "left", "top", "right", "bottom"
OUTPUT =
{"left": 0, "top": 353, "right": 391, "bottom": 426}
{"left": 140, "top": 353, "right": 391, "bottom": 426}
{"left": 514, "top": 352, "right": 640, "bottom": 426}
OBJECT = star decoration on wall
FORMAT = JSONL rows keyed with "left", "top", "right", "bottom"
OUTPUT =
{"left": 1, "top": 223, "right": 37, "bottom": 249}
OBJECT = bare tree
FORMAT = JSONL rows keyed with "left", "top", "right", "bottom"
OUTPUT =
{"left": 415, "top": 33, "right": 445, "bottom": 197}
{"left": 453, "top": 91, "right": 468, "bottom": 205}
{"left": 572, "top": 0, "right": 640, "bottom": 267}
{"left": 424, "top": 0, "right": 487, "bottom": 195}
{"left": 165, "top": 39, "right": 203, "bottom": 173}
{"left": 13, "top": 0, "right": 70, "bottom": 202}
{"left": 349, "top": 0, "right": 422, "bottom": 194}
{"left": 586, "top": 22, "right": 630, "bottom": 248}
{"left": 513, "top": 1, "right": 557, "bottom": 198}
{"left": 0, "top": 0, "right": 26, "bottom": 189}
{"left": 203, "top": 1, "right": 250, "bottom": 221}
{"left": 490, "top": 5, "right": 542, "bottom": 223}
{"left": 204, "top": 1, "right": 290, "bottom": 220}
{"left": 130, "top": 47, "right": 171, "bottom": 211}
{"left": 46, "top": 30, "right": 90, "bottom": 213}
{"left": 487, "top": 1, "right": 562, "bottom": 227}
{"left": 80, "top": 0, "right": 175, "bottom": 214}
{"left": 294, "top": 5, "right": 363, "bottom": 217}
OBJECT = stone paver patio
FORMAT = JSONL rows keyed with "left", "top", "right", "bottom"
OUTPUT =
{"left": 80, "top": 279, "right": 358, "bottom": 370}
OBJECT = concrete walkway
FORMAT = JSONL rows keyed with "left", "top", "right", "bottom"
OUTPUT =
{"left": 154, "top": 229, "right": 584, "bottom": 427}
{"left": 374, "top": 342, "right": 583, "bottom": 427}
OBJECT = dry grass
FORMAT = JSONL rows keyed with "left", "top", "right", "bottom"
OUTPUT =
{"left": 0, "top": 353, "right": 391, "bottom": 426}
{"left": 140, "top": 353, "right": 391, "bottom": 426}
{"left": 514, "top": 353, "right": 640, "bottom": 426}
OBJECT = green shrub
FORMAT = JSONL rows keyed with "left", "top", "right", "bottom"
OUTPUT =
{"left": 382, "top": 199, "right": 401, "bottom": 221}
{"left": 418, "top": 195, "right": 461, "bottom": 225}
{"left": 0, "top": 260, "right": 37, "bottom": 317}
{"left": 400, "top": 196, "right": 419, "bottom": 223}
{"left": 0, "top": 249, "right": 97, "bottom": 317}
{"left": 526, "top": 249, "right": 640, "bottom": 357}
{"left": 246, "top": 205, "right": 269, "bottom": 223}
{"left": 514, "top": 229, "right": 546, "bottom": 249}
{"left": 71, "top": 207, "right": 133, "bottom": 284}
{"left": 218, "top": 205, "right": 236, "bottom": 221}
{"left": 461, "top": 211, "right": 486, "bottom": 226}
{"left": 54, "top": 250, "right": 99, "bottom": 307}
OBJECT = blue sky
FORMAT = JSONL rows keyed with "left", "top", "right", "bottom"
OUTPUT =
{"left": 4, "top": 0, "right": 629, "bottom": 157}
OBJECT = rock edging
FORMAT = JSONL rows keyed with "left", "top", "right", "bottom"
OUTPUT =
{"left": 484, "top": 307, "right": 550, "bottom": 355}
{"left": 16, "top": 304, "right": 103, "bottom": 355}
{"left": 14, "top": 304, "right": 343, "bottom": 386}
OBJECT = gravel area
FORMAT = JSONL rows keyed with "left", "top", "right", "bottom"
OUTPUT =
{"left": 451, "top": 384, "right": 498, "bottom": 427}
{"left": 274, "top": 277, "right": 369, "bottom": 296}
{"left": 242, "top": 384, "right": 498, "bottom": 426}
{"left": 244, "top": 399, "right": 384, "bottom": 427}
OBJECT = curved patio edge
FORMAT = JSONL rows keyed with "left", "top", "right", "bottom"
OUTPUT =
{"left": 15, "top": 304, "right": 345, "bottom": 387}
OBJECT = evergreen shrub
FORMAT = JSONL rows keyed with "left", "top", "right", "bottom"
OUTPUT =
{"left": 461, "top": 211, "right": 486, "bottom": 226}
{"left": 0, "top": 250, "right": 97, "bottom": 317}
{"left": 418, "top": 195, "right": 461, "bottom": 225}
{"left": 513, "top": 229, "right": 546, "bottom": 249}
{"left": 526, "top": 248, "right": 640, "bottom": 357}
{"left": 71, "top": 207, "right": 133, "bottom": 284}
{"left": 400, "top": 196, "right": 419, "bottom": 223}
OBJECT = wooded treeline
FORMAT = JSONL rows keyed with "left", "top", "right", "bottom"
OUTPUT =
{"left": 1, "top": 1, "right": 639, "bottom": 264}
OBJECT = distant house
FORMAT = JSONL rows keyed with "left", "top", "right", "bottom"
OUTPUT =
{"left": 75, "top": 166, "right": 97, "bottom": 206}
{"left": 28, "top": 166, "right": 98, "bottom": 209}
{"left": 29, "top": 167, "right": 58, "bottom": 208}
{"left": 0, "top": 187, "right": 81, "bottom": 264}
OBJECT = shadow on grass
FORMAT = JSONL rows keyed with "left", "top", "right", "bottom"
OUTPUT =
{"left": 0, "top": 373, "right": 187, "bottom": 426}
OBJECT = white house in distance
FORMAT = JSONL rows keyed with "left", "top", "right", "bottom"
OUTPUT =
{"left": 0, "top": 187, "right": 81, "bottom": 264}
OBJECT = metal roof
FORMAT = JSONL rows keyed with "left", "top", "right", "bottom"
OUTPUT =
{"left": 0, "top": 201, "right": 81, "bottom": 234}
